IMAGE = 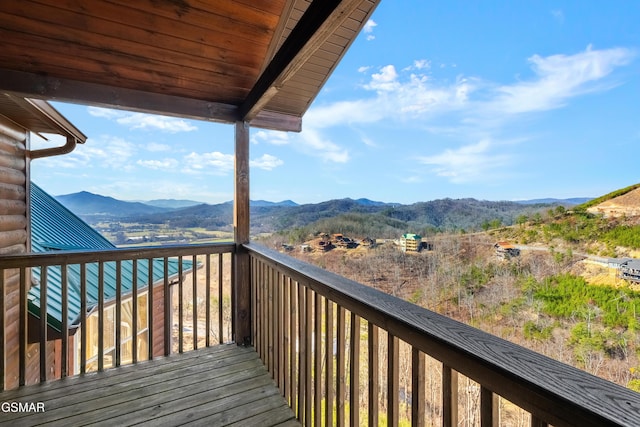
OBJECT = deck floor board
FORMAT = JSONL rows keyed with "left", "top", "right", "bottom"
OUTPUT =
{"left": 0, "top": 345, "right": 298, "bottom": 427}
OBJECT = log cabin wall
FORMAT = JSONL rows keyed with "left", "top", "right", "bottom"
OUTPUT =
{"left": 0, "top": 114, "right": 29, "bottom": 390}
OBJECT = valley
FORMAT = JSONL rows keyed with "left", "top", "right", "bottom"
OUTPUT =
{"left": 59, "top": 184, "right": 640, "bottom": 393}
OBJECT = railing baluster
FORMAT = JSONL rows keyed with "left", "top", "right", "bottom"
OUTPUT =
{"left": 297, "top": 281, "right": 306, "bottom": 424}
{"left": 115, "top": 260, "right": 121, "bottom": 367}
{"left": 336, "top": 305, "right": 345, "bottom": 427}
{"left": 325, "top": 298, "right": 334, "bottom": 427}
{"left": 256, "top": 256, "right": 261, "bottom": 350}
{"left": 368, "top": 321, "right": 379, "bottom": 427}
{"left": 80, "top": 264, "right": 87, "bottom": 374}
{"left": 314, "top": 292, "right": 322, "bottom": 427}
{"left": 279, "top": 272, "right": 286, "bottom": 394}
{"left": 178, "top": 255, "right": 183, "bottom": 354}
{"left": 443, "top": 364, "right": 459, "bottom": 427}
{"left": 289, "top": 277, "right": 297, "bottom": 415}
{"left": 132, "top": 259, "right": 138, "bottom": 364}
{"left": 388, "top": 333, "right": 399, "bottom": 427}
{"left": 349, "top": 312, "right": 360, "bottom": 427}
{"left": 98, "top": 262, "right": 104, "bottom": 371}
{"left": 218, "top": 253, "right": 223, "bottom": 343}
{"left": 305, "top": 286, "right": 312, "bottom": 426}
{"left": 163, "top": 257, "right": 170, "bottom": 356}
{"left": 147, "top": 258, "right": 153, "bottom": 361}
{"left": 260, "top": 258, "right": 264, "bottom": 354}
{"left": 205, "top": 254, "right": 211, "bottom": 347}
{"left": 283, "top": 272, "right": 290, "bottom": 401}
{"left": 61, "top": 264, "right": 68, "bottom": 378}
{"left": 39, "top": 266, "right": 47, "bottom": 382}
{"left": 192, "top": 255, "right": 197, "bottom": 350}
{"left": 264, "top": 265, "right": 275, "bottom": 378}
{"left": 481, "top": 386, "right": 499, "bottom": 427}
{"left": 19, "top": 267, "right": 27, "bottom": 386}
{"left": 273, "top": 266, "right": 278, "bottom": 379}
{"left": 230, "top": 250, "right": 236, "bottom": 340}
{"left": 412, "top": 347, "right": 425, "bottom": 427}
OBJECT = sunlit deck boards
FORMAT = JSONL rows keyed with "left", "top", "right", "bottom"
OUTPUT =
{"left": 0, "top": 344, "right": 298, "bottom": 426}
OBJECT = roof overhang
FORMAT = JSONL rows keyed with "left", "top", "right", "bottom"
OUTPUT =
{"left": 0, "top": 0, "right": 381, "bottom": 132}
{"left": 0, "top": 92, "right": 87, "bottom": 143}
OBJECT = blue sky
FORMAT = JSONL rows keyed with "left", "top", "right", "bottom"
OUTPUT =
{"left": 31, "top": 1, "right": 640, "bottom": 205}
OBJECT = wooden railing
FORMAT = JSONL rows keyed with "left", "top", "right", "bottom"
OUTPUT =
{"left": 0, "top": 243, "right": 235, "bottom": 390}
{"left": 246, "top": 243, "right": 640, "bottom": 427}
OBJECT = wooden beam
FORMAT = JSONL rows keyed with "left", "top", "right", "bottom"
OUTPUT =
{"left": 0, "top": 69, "right": 237, "bottom": 122}
{"left": 239, "top": 0, "right": 364, "bottom": 121}
{"left": 234, "top": 121, "right": 251, "bottom": 345}
{"left": 0, "top": 69, "right": 301, "bottom": 131}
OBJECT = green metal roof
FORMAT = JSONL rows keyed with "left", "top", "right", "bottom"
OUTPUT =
{"left": 402, "top": 233, "right": 422, "bottom": 240}
{"left": 29, "top": 182, "right": 193, "bottom": 332}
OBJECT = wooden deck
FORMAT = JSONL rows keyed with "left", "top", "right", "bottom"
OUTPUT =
{"left": 0, "top": 345, "right": 299, "bottom": 427}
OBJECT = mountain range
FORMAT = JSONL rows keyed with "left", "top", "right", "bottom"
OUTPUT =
{"left": 54, "top": 190, "right": 588, "bottom": 233}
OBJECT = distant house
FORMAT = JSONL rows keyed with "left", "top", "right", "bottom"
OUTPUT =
{"left": 332, "top": 234, "right": 357, "bottom": 249}
{"left": 400, "top": 233, "right": 422, "bottom": 252}
{"left": 608, "top": 257, "right": 633, "bottom": 269}
{"left": 619, "top": 259, "right": 640, "bottom": 283}
{"left": 28, "top": 182, "right": 193, "bottom": 375}
{"left": 361, "top": 237, "right": 376, "bottom": 247}
{"left": 494, "top": 241, "right": 520, "bottom": 259}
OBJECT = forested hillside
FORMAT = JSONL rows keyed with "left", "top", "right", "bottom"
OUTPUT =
{"left": 261, "top": 194, "right": 640, "bottom": 394}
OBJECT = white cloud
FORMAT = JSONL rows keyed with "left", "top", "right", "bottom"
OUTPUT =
{"left": 252, "top": 130, "right": 290, "bottom": 145}
{"left": 365, "top": 65, "right": 400, "bottom": 92}
{"left": 37, "top": 135, "right": 136, "bottom": 170}
{"left": 487, "top": 46, "right": 635, "bottom": 115}
{"left": 418, "top": 139, "right": 511, "bottom": 183}
{"left": 137, "top": 158, "right": 179, "bottom": 170}
{"left": 297, "top": 128, "right": 350, "bottom": 163}
{"left": 250, "top": 154, "right": 284, "bottom": 171}
{"left": 86, "top": 106, "right": 197, "bottom": 133}
{"left": 314, "top": 46, "right": 634, "bottom": 131}
{"left": 146, "top": 142, "right": 171, "bottom": 152}
{"left": 183, "top": 151, "right": 234, "bottom": 175}
{"left": 297, "top": 45, "right": 634, "bottom": 170}
{"left": 363, "top": 19, "right": 377, "bottom": 40}
{"left": 364, "top": 19, "right": 377, "bottom": 33}
{"left": 116, "top": 114, "right": 197, "bottom": 133}
{"left": 87, "top": 107, "right": 121, "bottom": 119}
{"left": 403, "top": 59, "right": 431, "bottom": 72}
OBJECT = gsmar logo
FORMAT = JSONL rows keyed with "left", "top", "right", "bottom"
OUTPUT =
{"left": 1, "top": 401, "right": 45, "bottom": 413}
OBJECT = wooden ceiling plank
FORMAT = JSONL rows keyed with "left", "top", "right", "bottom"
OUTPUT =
{"left": 239, "top": 0, "right": 366, "bottom": 121}
{"left": 232, "top": 0, "right": 288, "bottom": 16}
{"left": 0, "top": 35, "right": 249, "bottom": 104}
{"left": 102, "top": 0, "right": 275, "bottom": 48}
{"left": 31, "top": 0, "right": 274, "bottom": 51}
{"left": 186, "top": 0, "right": 284, "bottom": 27}
{"left": 0, "top": 5, "right": 265, "bottom": 71}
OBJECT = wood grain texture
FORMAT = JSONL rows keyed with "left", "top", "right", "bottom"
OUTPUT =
{"left": 0, "top": 345, "right": 297, "bottom": 426}
{"left": 246, "top": 242, "right": 640, "bottom": 427}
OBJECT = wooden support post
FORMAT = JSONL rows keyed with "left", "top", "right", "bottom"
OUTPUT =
{"left": 234, "top": 121, "right": 251, "bottom": 345}
{"left": 481, "top": 386, "right": 499, "bottom": 427}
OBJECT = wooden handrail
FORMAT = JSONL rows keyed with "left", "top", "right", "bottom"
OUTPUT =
{"left": 245, "top": 242, "right": 640, "bottom": 427}
{"left": 0, "top": 242, "right": 235, "bottom": 268}
{"left": 1, "top": 243, "right": 235, "bottom": 390}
